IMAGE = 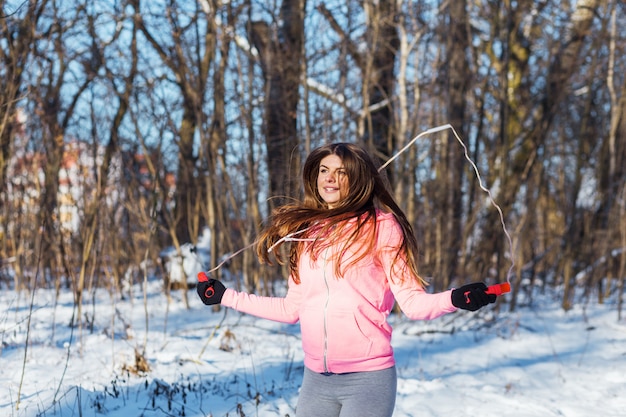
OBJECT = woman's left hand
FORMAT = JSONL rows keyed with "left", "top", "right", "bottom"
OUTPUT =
{"left": 197, "top": 272, "right": 226, "bottom": 305}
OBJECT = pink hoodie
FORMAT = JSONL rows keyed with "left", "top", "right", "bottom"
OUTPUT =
{"left": 221, "top": 211, "right": 457, "bottom": 374}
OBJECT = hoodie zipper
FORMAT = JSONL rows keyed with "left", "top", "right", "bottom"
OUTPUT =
{"left": 322, "top": 246, "right": 330, "bottom": 373}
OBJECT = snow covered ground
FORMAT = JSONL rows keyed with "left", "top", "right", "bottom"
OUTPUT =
{"left": 1, "top": 278, "right": 625, "bottom": 417}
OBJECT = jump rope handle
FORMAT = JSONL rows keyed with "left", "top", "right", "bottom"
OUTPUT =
{"left": 197, "top": 272, "right": 215, "bottom": 298}
{"left": 485, "top": 282, "right": 511, "bottom": 296}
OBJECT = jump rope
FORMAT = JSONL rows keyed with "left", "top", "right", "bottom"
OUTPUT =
{"left": 199, "top": 124, "right": 513, "bottom": 299}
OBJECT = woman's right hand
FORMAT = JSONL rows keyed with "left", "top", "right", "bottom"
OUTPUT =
{"left": 197, "top": 272, "right": 226, "bottom": 305}
{"left": 451, "top": 282, "right": 496, "bottom": 311}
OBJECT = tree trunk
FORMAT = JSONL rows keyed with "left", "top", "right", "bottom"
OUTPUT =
{"left": 438, "top": 0, "right": 469, "bottom": 289}
{"left": 249, "top": 0, "right": 306, "bottom": 209}
{"left": 361, "top": 0, "right": 399, "bottom": 174}
{"left": 541, "top": 0, "right": 600, "bottom": 309}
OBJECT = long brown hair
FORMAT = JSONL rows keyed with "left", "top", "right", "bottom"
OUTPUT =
{"left": 256, "top": 142, "right": 426, "bottom": 286}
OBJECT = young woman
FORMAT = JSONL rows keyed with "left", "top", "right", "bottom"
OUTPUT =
{"left": 197, "top": 142, "right": 496, "bottom": 417}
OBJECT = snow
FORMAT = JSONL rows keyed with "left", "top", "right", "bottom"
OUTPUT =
{"left": 1, "top": 278, "right": 625, "bottom": 417}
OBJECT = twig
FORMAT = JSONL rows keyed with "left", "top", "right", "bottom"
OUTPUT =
{"left": 15, "top": 221, "right": 46, "bottom": 410}
{"left": 197, "top": 307, "right": 228, "bottom": 361}
{"left": 53, "top": 302, "right": 77, "bottom": 404}
{"left": 141, "top": 184, "right": 160, "bottom": 358}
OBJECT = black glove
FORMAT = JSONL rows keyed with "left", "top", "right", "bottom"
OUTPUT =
{"left": 197, "top": 272, "right": 226, "bottom": 305}
{"left": 451, "top": 282, "right": 496, "bottom": 311}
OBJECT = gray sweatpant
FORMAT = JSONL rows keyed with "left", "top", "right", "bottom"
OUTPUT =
{"left": 296, "top": 366, "right": 397, "bottom": 417}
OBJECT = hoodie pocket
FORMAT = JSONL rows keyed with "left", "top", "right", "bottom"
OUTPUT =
{"left": 330, "top": 310, "right": 375, "bottom": 360}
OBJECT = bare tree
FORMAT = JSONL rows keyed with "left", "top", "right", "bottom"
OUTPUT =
{"left": 538, "top": 0, "right": 602, "bottom": 309}
{"left": 433, "top": 0, "right": 470, "bottom": 290}
{"left": 134, "top": 0, "right": 216, "bottom": 248}
{"left": 603, "top": 0, "right": 626, "bottom": 313}
{"left": 27, "top": 3, "right": 102, "bottom": 306}
{"left": 316, "top": 0, "right": 399, "bottom": 168}
{"left": 76, "top": 3, "right": 138, "bottom": 315}
{"left": 249, "top": 0, "right": 306, "bottom": 209}
{"left": 0, "top": 0, "right": 49, "bottom": 288}
{"left": 0, "top": 0, "right": 48, "bottom": 194}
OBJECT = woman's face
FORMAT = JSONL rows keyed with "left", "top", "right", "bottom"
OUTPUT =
{"left": 317, "top": 154, "right": 349, "bottom": 208}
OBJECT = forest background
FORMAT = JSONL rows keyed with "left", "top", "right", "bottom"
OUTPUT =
{"left": 1, "top": 0, "right": 625, "bottom": 322}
